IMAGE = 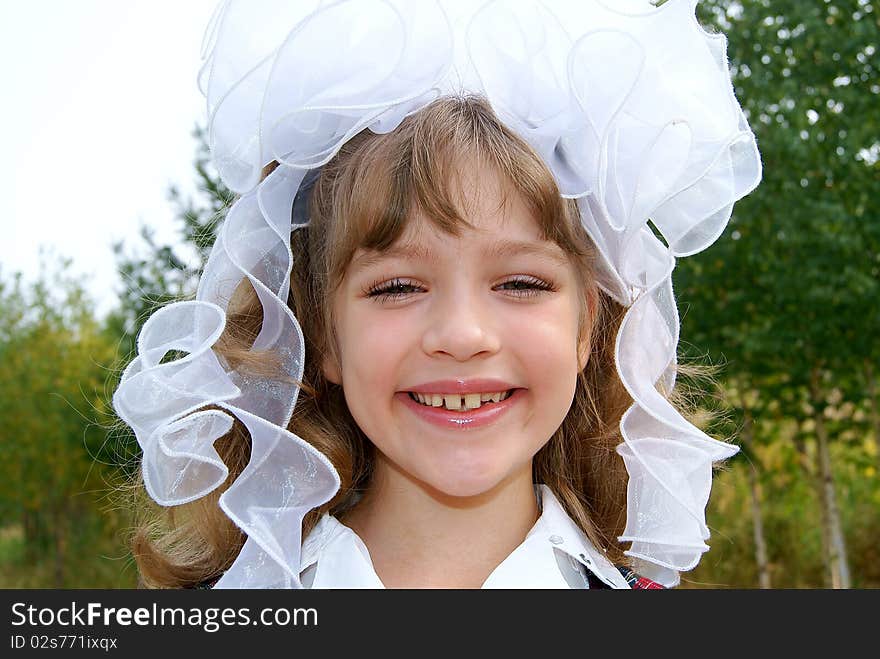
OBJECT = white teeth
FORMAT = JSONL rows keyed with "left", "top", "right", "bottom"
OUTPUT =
{"left": 411, "top": 390, "right": 513, "bottom": 411}
{"left": 442, "top": 394, "right": 463, "bottom": 410}
{"left": 464, "top": 393, "right": 482, "bottom": 410}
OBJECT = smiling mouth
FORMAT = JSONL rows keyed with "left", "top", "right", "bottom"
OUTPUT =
{"left": 407, "top": 389, "right": 517, "bottom": 412}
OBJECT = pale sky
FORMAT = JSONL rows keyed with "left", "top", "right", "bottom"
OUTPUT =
{"left": 0, "top": 0, "right": 220, "bottom": 318}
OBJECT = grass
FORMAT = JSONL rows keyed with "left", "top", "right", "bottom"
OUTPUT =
{"left": 0, "top": 519, "right": 138, "bottom": 589}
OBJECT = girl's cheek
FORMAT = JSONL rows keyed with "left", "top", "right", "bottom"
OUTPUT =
{"left": 352, "top": 309, "right": 416, "bottom": 355}
{"left": 511, "top": 297, "right": 580, "bottom": 335}
{"left": 355, "top": 304, "right": 416, "bottom": 331}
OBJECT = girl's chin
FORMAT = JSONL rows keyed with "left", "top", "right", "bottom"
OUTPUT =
{"left": 372, "top": 440, "right": 537, "bottom": 499}
{"left": 414, "top": 464, "right": 526, "bottom": 500}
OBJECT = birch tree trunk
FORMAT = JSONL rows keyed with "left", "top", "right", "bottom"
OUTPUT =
{"left": 810, "top": 367, "right": 851, "bottom": 589}
{"left": 793, "top": 430, "right": 832, "bottom": 588}
{"left": 746, "top": 464, "right": 770, "bottom": 589}
{"left": 741, "top": 409, "right": 771, "bottom": 589}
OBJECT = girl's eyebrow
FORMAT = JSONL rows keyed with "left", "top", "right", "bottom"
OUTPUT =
{"left": 351, "top": 239, "right": 570, "bottom": 272}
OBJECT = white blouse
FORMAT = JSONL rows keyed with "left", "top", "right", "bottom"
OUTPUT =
{"left": 298, "top": 485, "right": 631, "bottom": 589}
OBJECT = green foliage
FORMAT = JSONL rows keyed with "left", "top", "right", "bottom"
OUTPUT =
{"left": 681, "top": 0, "right": 879, "bottom": 387}
{"left": 0, "top": 256, "right": 137, "bottom": 587}
{"left": 684, "top": 434, "right": 880, "bottom": 588}
{"left": 675, "top": 0, "right": 879, "bottom": 587}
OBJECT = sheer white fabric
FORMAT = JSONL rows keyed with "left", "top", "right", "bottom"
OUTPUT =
{"left": 113, "top": 0, "right": 761, "bottom": 588}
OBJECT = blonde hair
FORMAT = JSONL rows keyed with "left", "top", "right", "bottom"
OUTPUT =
{"left": 129, "top": 95, "right": 710, "bottom": 588}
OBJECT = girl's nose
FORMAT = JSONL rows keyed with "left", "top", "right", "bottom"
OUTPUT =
{"left": 420, "top": 286, "right": 502, "bottom": 361}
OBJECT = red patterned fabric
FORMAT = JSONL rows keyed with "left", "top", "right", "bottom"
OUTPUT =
{"left": 615, "top": 565, "right": 666, "bottom": 589}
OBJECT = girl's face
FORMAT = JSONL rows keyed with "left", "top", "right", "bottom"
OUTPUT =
{"left": 325, "top": 161, "right": 592, "bottom": 498}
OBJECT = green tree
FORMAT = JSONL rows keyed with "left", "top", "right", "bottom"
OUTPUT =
{"left": 676, "top": 0, "right": 879, "bottom": 587}
{"left": 0, "top": 257, "right": 131, "bottom": 587}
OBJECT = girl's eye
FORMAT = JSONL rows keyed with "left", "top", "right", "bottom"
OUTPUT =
{"left": 365, "top": 276, "right": 555, "bottom": 302}
{"left": 366, "top": 279, "right": 423, "bottom": 301}
{"left": 497, "top": 276, "right": 556, "bottom": 297}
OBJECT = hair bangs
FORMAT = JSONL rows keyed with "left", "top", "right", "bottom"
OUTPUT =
{"left": 315, "top": 95, "right": 594, "bottom": 294}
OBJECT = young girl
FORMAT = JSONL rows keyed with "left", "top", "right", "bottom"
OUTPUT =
{"left": 113, "top": 0, "right": 761, "bottom": 589}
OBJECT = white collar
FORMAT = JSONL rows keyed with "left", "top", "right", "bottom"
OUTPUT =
{"left": 299, "top": 485, "right": 630, "bottom": 589}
